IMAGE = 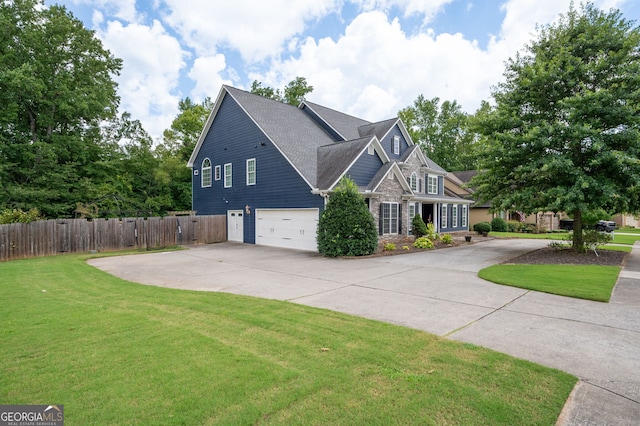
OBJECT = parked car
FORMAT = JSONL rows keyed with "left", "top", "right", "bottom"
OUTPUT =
{"left": 559, "top": 219, "right": 617, "bottom": 232}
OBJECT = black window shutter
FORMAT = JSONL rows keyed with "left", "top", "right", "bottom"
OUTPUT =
{"left": 379, "top": 203, "right": 384, "bottom": 235}
{"left": 398, "top": 204, "right": 402, "bottom": 234}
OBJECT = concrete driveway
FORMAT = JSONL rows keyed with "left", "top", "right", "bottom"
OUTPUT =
{"left": 88, "top": 238, "right": 640, "bottom": 425}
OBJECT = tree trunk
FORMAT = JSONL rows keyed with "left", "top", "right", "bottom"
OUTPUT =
{"left": 572, "top": 209, "right": 586, "bottom": 252}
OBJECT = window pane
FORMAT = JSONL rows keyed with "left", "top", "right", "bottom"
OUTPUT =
{"left": 246, "top": 159, "right": 256, "bottom": 185}
{"left": 224, "top": 163, "right": 232, "bottom": 188}
{"left": 202, "top": 158, "right": 212, "bottom": 187}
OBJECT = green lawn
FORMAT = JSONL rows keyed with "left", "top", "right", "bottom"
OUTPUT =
{"left": 611, "top": 233, "right": 640, "bottom": 245}
{"left": 492, "top": 230, "right": 640, "bottom": 247}
{"left": 0, "top": 254, "right": 576, "bottom": 425}
{"left": 478, "top": 264, "right": 620, "bottom": 302}
{"left": 618, "top": 227, "right": 640, "bottom": 234}
{"left": 490, "top": 231, "right": 567, "bottom": 240}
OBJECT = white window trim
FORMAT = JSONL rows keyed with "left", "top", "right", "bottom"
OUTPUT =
{"left": 393, "top": 136, "right": 400, "bottom": 155}
{"left": 441, "top": 204, "right": 448, "bottom": 229}
{"left": 462, "top": 205, "right": 468, "bottom": 228}
{"left": 214, "top": 165, "right": 221, "bottom": 181}
{"left": 410, "top": 172, "right": 418, "bottom": 191}
{"left": 246, "top": 158, "right": 256, "bottom": 186}
{"left": 452, "top": 205, "right": 458, "bottom": 228}
{"left": 201, "top": 158, "right": 212, "bottom": 188}
{"left": 427, "top": 176, "right": 438, "bottom": 194}
{"left": 224, "top": 163, "right": 232, "bottom": 188}
{"left": 408, "top": 203, "right": 417, "bottom": 235}
{"left": 382, "top": 202, "right": 399, "bottom": 235}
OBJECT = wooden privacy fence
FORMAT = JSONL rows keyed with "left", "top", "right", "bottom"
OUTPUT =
{"left": 0, "top": 215, "right": 226, "bottom": 261}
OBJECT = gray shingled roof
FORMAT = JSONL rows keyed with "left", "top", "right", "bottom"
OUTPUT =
{"left": 366, "top": 162, "right": 394, "bottom": 191}
{"left": 316, "top": 137, "right": 372, "bottom": 190}
{"left": 358, "top": 118, "right": 397, "bottom": 140}
{"left": 225, "top": 86, "right": 336, "bottom": 187}
{"left": 302, "top": 100, "right": 371, "bottom": 140}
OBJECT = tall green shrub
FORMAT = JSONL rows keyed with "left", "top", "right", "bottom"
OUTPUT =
{"left": 491, "top": 217, "right": 508, "bottom": 232}
{"left": 317, "top": 177, "right": 378, "bottom": 257}
{"left": 411, "top": 214, "right": 428, "bottom": 237}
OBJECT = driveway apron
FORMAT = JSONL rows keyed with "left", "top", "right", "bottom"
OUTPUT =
{"left": 88, "top": 239, "right": 640, "bottom": 425}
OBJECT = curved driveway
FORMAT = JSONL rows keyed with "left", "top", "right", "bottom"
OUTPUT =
{"left": 89, "top": 238, "right": 640, "bottom": 425}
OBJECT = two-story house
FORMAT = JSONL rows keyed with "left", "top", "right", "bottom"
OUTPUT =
{"left": 188, "top": 85, "right": 472, "bottom": 251}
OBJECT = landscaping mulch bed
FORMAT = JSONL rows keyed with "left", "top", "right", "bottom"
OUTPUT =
{"left": 505, "top": 247, "right": 628, "bottom": 267}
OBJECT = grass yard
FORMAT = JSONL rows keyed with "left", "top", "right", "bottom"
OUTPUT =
{"left": 0, "top": 254, "right": 576, "bottom": 425}
{"left": 490, "top": 231, "right": 567, "bottom": 240}
{"left": 478, "top": 264, "right": 620, "bottom": 302}
{"left": 611, "top": 233, "right": 640, "bottom": 245}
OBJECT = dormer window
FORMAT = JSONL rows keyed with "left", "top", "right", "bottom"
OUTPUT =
{"left": 393, "top": 136, "right": 400, "bottom": 155}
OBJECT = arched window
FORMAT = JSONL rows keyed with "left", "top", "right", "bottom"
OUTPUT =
{"left": 201, "top": 158, "right": 212, "bottom": 187}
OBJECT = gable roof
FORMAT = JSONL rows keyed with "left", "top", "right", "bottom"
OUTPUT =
{"left": 301, "top": 100, "right": 371, "bottom": 141}
{"left": 358, "top": 118, "right": 397, "bottom": 140}
{"left": 316, "top": 136, "right": 374, "bottom": 190}
{"left": 188, "top": 86, "right": 336, "bottom": 188}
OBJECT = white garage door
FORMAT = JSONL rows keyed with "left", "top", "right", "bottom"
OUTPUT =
{"left": 256, "top": 209, "right": 319, "bottom": 251}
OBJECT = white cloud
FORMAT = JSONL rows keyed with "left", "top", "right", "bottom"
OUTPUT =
{"left": 352, "top": 0, "right": 453, "bottom": 20}
{"left": 188, "top": 55, "right": 233, "bottom": 101}
{"left": 264, "top": 11, "right": 500, "bottom": 121}
{"left": 160, "top": 0, "right": 340, "bottom": 61}
{"left": 98, "top": 19, "right": 187, "bottom": 140}
{"left": 69, "top": 0, "right": 140, "bottom": 22}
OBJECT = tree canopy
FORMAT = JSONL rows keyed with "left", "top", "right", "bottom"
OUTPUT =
{"left": 0, "top": 0, "right": 122, "bottom": 217}
{"left": 399, "top": 95, "right": 476, "bottom": 171}
{"left": 250, "top": 76, "right": 314, "bottom": 106}
{"left": 472, "top": 3, "right": 640, "bottom": 251}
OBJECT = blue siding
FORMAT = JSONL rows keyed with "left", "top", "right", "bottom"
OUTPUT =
{"left": 346, "top": 150, "right": 384, "bottom": 187}
{"left": 383, "top": 125, "right": 410, "bottom": 160}
{"left": 440, "top": 203, "right": 468, "bottom": 232}
{"left": 192, "top": 94, "right": 324, "bottom": 244}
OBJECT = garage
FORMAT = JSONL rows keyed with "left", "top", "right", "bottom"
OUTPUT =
{"left": 255, "top": 208, "right": 319, "bottom": 251}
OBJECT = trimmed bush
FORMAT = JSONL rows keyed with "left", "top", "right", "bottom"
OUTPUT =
{"left": 317, "top": 177, "right": 378, "bottom": 257}
{"left": 0, "top": 208, "right": 43, "bottom": 224}
{"left": 491, "top": 217, "right": 508, "bottom": 232}
{"left": 413, "top": 236, "right": 434, "bottom": 249}
{"left": 506, "top": 220, "right": 521, "bottom": 232}
{"left": 411, "top": 214, "right": 428, "bottom": 237}
{"left": 473, "top": 222, "right": 491, "bottom": 234}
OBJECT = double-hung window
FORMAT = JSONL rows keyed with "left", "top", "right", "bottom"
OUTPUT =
{"left": 427, "top": 175, "right": 438, "bottom": 194}
{"left": 462, "top": 205, "right": 468, "bottom": 227}
{"left": 408, "top": 203, "right": 417, "bottom": 234}
{"left": 382, "top": 202, "right": 399, "bottom": 234}
{"left": 441, "top": 204, "right": 448, "bottom": 229}
{"left": 224, "top": 163, "right": 232, "bottom": 188}
{"left": 452, "top": 205, "right": 458, "bottom": 228}
{"left": 246, "top": 158, "right": 256, "bottom": 185}
{"left": 201, "top": 158, "right": 212, "bottom": 188}
{"left": 410, "top": 173, "right": 418, "bottom": 191}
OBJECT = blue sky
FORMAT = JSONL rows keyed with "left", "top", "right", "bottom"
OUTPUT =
{"left": 45, "top": 0, "right": 640, "bottom": 141}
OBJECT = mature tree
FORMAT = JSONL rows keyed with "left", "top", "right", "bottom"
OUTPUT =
{"left": 0, "top": 0, "right": 122, "bottom": 217}
{"left": 399, "top": 95, "right": 476, "bottom": 171}
{"left": 317, "top": 177, "right": 378, "bottom": 257}
{"left": 161, "top": 97, "right": 213, "bottom": 161}
{"left": 250, "top": 76, "right": 314, "bottom": 106}
{"left": 158, "top": 97, "right": 214, "bottom": 211}
{"left": 472, "top": 3, "right": 640, "bottom": 251}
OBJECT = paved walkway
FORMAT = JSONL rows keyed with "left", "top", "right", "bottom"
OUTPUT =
{"left": 88, "top": 239, "right": 640, "bottom": 425}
